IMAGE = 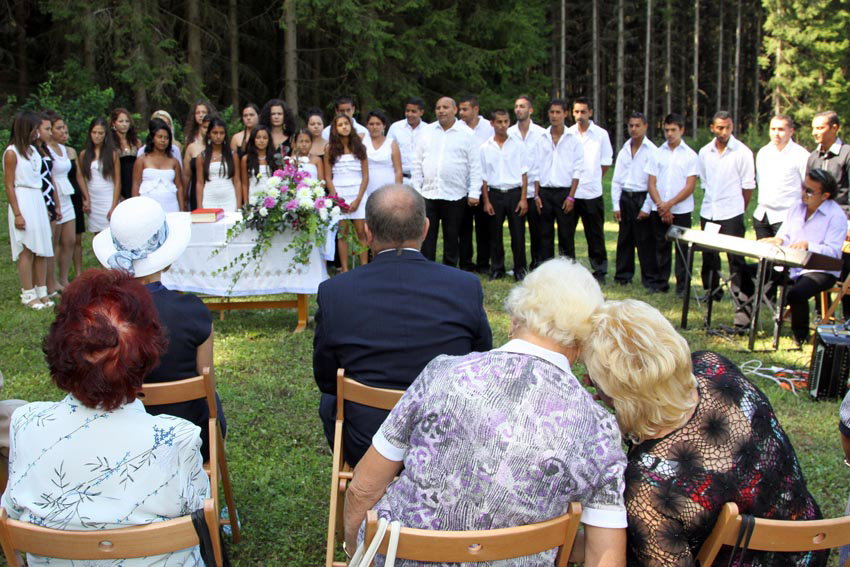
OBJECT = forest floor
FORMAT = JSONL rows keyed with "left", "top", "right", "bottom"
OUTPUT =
{"left": 0, "top": 173, "right": 847, "bottom": 565}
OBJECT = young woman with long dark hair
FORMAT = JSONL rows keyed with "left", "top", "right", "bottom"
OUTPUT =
{"left": 111, "top": 107, "right": 142, "bottom": 200}
{"left": 291, "top": 129, "right": 323, "bottom": 183}
{"left": 305, "top": 108, "right": 327, "bottom": 161}
{"left": 46, "top": 113, "right": 77, "bottom": 289}
{"left": 183, "top": 100, "right": 215, "bottom": 148}
{"left": 259, "top": 98, "right": 296, "bottom": 165}
{"left": 77, "top": 117, "right": 120, "bottom": 232}
{"left": 133, "top": 118, "right": 184, "bottom": 212}
{"left": 231, "top": 103, "right": 260, "bottom": 157}
{"left": 34, "top": 113, "right": 63, "bottom": 298}
{"left": 182, "top": 114, "right": 210, "bottom": 211}
{"left": 241, "top": 124, "right": 273, "bottom": 204}
{"left": 324, "top": 114, "right": 369, "bottom": 272}
{"left": 195, "top": 116, "right": 241, "bottom": 211}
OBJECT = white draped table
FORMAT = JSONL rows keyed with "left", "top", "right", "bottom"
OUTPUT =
{"left": 162, "top": 212, "right": 329, "bottom": 331}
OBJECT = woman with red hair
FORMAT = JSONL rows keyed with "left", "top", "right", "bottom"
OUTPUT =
{"left": 1, "top": 269, "right": 209, "bottom": 566}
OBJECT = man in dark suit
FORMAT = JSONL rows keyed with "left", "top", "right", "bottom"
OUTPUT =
{"left": 313, "top": 184, "right": 492, "bottom": 466}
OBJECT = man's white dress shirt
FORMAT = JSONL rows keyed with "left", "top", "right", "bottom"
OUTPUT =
{"left": 387, "top": 118, "right": 431, "bottom": 177}
{"left": 480, "top": 133, "right": 529, "bottom": 190}
{"left": 644, "top": 140, "right": 699, "bottom": 215}
{"left": 754, "top": 139, "right": 809, "bottom": 225}
{"left": 698, "top": 135, "right": 756, "bottom": 221}
{"left": 412, "top": 120, "right": 482, "bottom": 200}
{"left": 611, "top": 137, "right": 657, "bottom": 213}
{"left": 566, "top": 121, "right": 613, "bottom": 199}
{"left": 508, "top": 121, "right": 546, "bottom": 198}
{"left": 532, "top": 127, "right": 585, "bottom": 190}
{"left": 467, "top": 117, "right": 495, "bottom": 146}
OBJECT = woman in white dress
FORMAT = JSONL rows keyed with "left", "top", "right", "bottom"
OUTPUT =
{"left": 47, "top": 114, "right": 77, "bottom": 290}
{"left": 241, "top": 125, "right": 273, "bottom": 204}
{"left": 77, "top": 117, "right": 120, "bottom": 233}
{"left": 292, "top": 129, "right": 323, "bottom": 183}
{"left": 195, "top": 116, "right": 241, "bottom": 212}
{"left": 324, "top": 115, "right": 369, "bottom": 272}
{"left": 305, "top": 108, "right": 327, "bottom": 161}
{"left": 4, "top": 111, "right": 54, "bottom": 309}
{"left": 132, "top": 119, "right": 184, "bottom": 212}
{"left": 364, "top": 109, "right": 402, "bottom": 206}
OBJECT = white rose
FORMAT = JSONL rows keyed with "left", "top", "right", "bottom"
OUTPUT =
{"left": 318, "top": 207, "right": 329, "bottom": 221}
{"left": 258, "top": 206, "right": 268, "bottom": 217}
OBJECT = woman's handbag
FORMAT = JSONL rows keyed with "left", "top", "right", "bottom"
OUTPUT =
{"left": 347, "top": 517, "right": 401, "bottom": 567}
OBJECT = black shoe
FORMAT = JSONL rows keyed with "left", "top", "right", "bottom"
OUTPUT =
{"left": 475, "top": 265, "right": 490, "bottom": 274}
{"left": 513, "top": 268, "right": 527, "bottom": 282}
{"left": 594, "top": 275, "right": 606, "bottom": 286}
{"left": 614, "top": 279, "right": 630, "bottom": 286}
{"left": 488, "top": 271, "right": 505, "bottom": 281}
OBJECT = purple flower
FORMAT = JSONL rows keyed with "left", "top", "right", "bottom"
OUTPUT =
{"left": 273, "top": 169, "right": 286, "bottom": 178}
{"left": 264, "top": 196, "right": 277, "bottom": 208}
{"left": 293, "top": 171, "right": 306, "bottom": 182}
{"left": 282, "top": 163, "right": 296, "bottom": 177}
{"left": 285, "top": 199, "right": 299, "bottom": 211}
{"left": 314, "top": 198, "right": 327, "bottom": 210}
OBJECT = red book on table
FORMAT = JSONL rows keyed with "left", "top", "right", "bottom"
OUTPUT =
{"left": 191, "top": 208, "right": 224, "bottom": 223}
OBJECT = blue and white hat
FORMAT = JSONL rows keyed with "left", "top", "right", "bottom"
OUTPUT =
{"left": 92, "top": 197, "right": 191, "bottom": 278}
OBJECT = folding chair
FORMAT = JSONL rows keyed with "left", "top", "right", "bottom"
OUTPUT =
{"left": 695, "top": 502, "right": 850, "bottom": 567}
{"left": 360, "top": 502, "right": 582, "bottom": 566}
{"left": 819, "top": 273, "right": 850, "bottom": 324}
{"left": 0, "top": 498, "right": 222, "bottom": 567}
{"left": 326, "top": 369, "right": 404, "bottom": 567}
{"left": 137, "top": 368, "right": 240, "bottom": 543}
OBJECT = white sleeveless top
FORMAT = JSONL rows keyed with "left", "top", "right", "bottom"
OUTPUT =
{"left": 4, "top": 145, "right": 42, "bottom": 189}
{"left": 366, "top": 137, "right": 395, "bottom": 194}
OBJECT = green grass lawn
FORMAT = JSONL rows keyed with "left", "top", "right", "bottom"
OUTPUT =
{"left": 1, "top": 172, "right": 848, "bottom": 565}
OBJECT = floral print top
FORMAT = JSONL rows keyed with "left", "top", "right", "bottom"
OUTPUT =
{"left": 370, "top": 339, "right": 628, "bottom": 566}
{"left": 625, "top": 351, "right": 826, "bottom": 567}
{"left": 2, "top": 394, "right": 209, "bottom": 566}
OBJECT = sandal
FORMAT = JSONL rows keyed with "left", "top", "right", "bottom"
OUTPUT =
{"left": 35, "top": 286, "right": 55, "bottom": 307}
{"left": 21, "top": 288, "right": 47, "bottom": 310}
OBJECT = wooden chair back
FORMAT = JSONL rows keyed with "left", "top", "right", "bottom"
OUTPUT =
{"left": 696, "top": 502, "right": 850, "bottom": 567}
{"left": 362, "top": 502, "right": 582, "bottom": 567}
{"left": 326, "top": 368, "right": 405, "bottom": 566}
{"left": 0, "top": 499, "right": 221, "bottom": 566}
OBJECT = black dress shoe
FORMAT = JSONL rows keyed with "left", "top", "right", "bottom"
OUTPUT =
{"left": 513, "top": 268, "right": 527, "bottom": 281}
{"left": 488, "top": 271, "right": 505, "bottom": 281}
{"left": 614, "top": 279, "right": 630, "bottom": 286}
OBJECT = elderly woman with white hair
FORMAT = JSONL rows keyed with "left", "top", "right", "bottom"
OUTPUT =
{"left": 583, "top": 299, "right": 826, "bottom": 567}
{"left": 343, "top": 258, "right": 628, "bottom": 567}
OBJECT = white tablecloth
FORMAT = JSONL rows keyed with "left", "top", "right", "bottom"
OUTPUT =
{"left": 162, "top": 212, "right": 329, "bottom": 297}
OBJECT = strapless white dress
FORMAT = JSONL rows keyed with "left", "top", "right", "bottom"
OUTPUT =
{"left": 202, "top": 161, "right": 238, "bottom": 212}
{"left": 139, "top": 168, "right": 179, "bottom": 212}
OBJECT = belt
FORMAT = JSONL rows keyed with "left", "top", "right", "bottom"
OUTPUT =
{"left": 623, "top": 189, "right": 647, "bottom": 193}
{"left": 489, "top": 186, "right": 521, "bottom": 192}
{"left": 540, "top": 186, "right": 569, "bottom": 191}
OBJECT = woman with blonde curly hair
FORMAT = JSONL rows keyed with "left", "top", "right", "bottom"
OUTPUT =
{"left": 582, "top": 299, "right": 826, "bottom": 567}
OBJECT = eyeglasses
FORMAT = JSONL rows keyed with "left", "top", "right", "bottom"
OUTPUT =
{"left": 803, "top": 187, "right": 822, "bottom": 197}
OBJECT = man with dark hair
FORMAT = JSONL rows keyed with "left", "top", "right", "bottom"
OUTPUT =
{"left": 412, "top": 97, "right": 482, "bottom": 267}
{"left": 480, "top": 109, "right": 529, "bottom": 281}
{"left": 611, "top": 112, "right": 659, "bottom": 290}
{"left": 458, "top": 95, "right": 495, "bottom": 273}
{"left": 698, "top": 110, "right": 756, "bottom": 326}
{"left": 509, "top": 95, "right": 547, "bottom": 270}
{"left": 646, "top": 113, "right": 699, "bottom": 297}
{"left": 531, "top": 99, "right": 584, "bottom": 263}
{"left": 387, "top": 97, "right": 430, "bottom": 184}
{"left": 566, "top": 96, "right": 613, "bottom": 283}
{"left": 321, "top": 95, "right": 368, "bottom": 140}
{"left": 313, "top": 184, "right": 492, "bottom": 466}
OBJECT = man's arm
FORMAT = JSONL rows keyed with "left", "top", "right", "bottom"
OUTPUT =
{"left": 467, "top": 136, "right": 483, "bottom": 201}
{"left": 312, "top": 289, "right": 339, "bottom": 395}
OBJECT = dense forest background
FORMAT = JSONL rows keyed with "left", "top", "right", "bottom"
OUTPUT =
{"left": 0, "top": 0, "right": 848, "bottom": 149}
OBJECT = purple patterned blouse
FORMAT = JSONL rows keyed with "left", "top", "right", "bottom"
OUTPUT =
{"left": 369, "top": 339, "right": 628, "bottom": 566}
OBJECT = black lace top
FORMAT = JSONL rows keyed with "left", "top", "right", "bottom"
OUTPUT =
{"left": 625, "top": 351, "right": 827, "bottom": 567}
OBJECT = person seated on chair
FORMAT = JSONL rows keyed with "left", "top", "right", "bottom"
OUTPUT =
{"left": 1, "top": 269, "right": 209, "bottom": 567}
{"left": 761, "top": 168, "right": 846, "bottom": 347}
{"left": 93, "top": 196, "right": 226, "bottom": 461}
{"left": 582, "top": 299, "right": 826, "bottom": 566}
{"left": 313, "top": 184, "right": 492, "bottom": 468}
{"left": 344, "top": 259, "right": 627, "bottom": 567}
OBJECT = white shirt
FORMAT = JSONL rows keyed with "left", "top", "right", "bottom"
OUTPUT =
{"left": 532, "top": 127, "right": 585, "bottom": 190}
{"left": 611, "top": 137, "right": 657, "bottom": 212}
{"left": 754, "top": 139, "right": 809, "bottom": 224}
{"left": 466, "top": 117, "right": 495, "bottom": 146}
{"left": 644, "top": 140, "right": 700, "bottom": 215}
{"left": 321, "top": 119, "right": 368, "bottom": 141}
{"left": 387, "top": 118, "right": 431, "bottom": 176}
{"left": 3, "top": 395, "right": 209, "bottom": 567}
{"left": 698, "top": 135, "right": 756, "bottom": 221}
{"left": 412, "top": 120, "right": 483, "bottom": 200}
{"left": 507, "top": 121, "right": 546, "bottom": 197}
{"left": 567, "top": 121, "right": 614, "bottom": 199}
{"left": 479, "top": 133, "right": 529, "bottom": 190}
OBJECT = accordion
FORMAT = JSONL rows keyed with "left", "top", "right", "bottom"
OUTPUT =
{"left": 809, "top": 324, "right": 850, "bottom": 400}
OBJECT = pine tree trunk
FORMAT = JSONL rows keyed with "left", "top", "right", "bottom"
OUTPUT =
{"left": 733, "top": 0, "right": 742, "bottom": 126}
{"left": 284, "top": 0, "right": 298, "bottom": 114}
{"left": 228, "top": 0, "right": 239, "bottom": 111}
{"left": 753, "top": 2, "right": 761, "bottom": 127}
{"left": 616, "top": 0, "right": 625, "bottom": 151}
{"left": 717, "top": 0, "right": 724, "bottom": 113}
{"left": 693, "top": 0, "right": 699, "bottom": 134}
{"left": 644, "top": 0, "right": 652, "bottom": 116}
{"left": 187, "top": 0, "right": 202, "bottom": 80}
{"left": 82, "top": 4, "right": 96, "bottom": 75}
{"left": 560, "top": 0, "right": 566, "bottom": 98}
{"left": 14, "top": 0, "right": 28, "bottom": 99}
{"left": 773, "top": 2, "right": 782, "bottom": 114}
{"left": 665, "top": 0, "right": 672, "bottom": 116}
{"left": 592, "top": 0, "right": 600, "bottom": 117}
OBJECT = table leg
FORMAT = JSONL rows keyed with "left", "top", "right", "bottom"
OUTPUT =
{"left": 681, "top": 244, "right": 694, "bottom": 329}
{"left": 773, "top": 274, "right": 789, "bottom": 350}
{"left": 748, "top": 259, "right": 766, "bottom": 350}
{"left": 294, "top": 293, "right": 308, "bottom": 333}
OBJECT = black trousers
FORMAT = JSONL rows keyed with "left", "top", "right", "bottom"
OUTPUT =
{"left": 422, "top": 197, "right": 466, "bottom": 267}
{"left": 488, "top": 187, "right": 527, "bottom": 274}
{"left": 787, "top": 272, "right": 837, "bottom": 340}
{"left": 459, "top": 201, "right": 490, "bottom": 271}
{"left": 700, "top": 214, "right": 755, "bottom": 325}
{"left": 650, "top": 211, "right": 692, "bottom": 294}
{"left": 565, "top": 196, "right": 608, "bottom": 279}
{"left": 527, "top": 197, "right": 543, "bottom": 270}
{"left": 615, "top": 191, "right": 658, "bottom": 288}
{"left": 538, "top": 186, "right": 572, "bottom": 262}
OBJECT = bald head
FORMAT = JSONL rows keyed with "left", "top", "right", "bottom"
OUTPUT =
{"left": 435, "top": 97, "right": 458, "bottom": 129}
{"left": 365, "top": 184, "right": 427, "bottom": 251}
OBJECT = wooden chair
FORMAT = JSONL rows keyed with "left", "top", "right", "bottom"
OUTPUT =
{"left": 695, "top": 502, "right": 850, "bottom": 567}
{"left": 360, "top": 502, "right": 582, "bottom": 566}
{"left": 137, "top": 368, "right": 240, "bottom": 543}
{"left": 0, "top": 498, "right": 222, "bottom": 566}
{"left": 819, "top": 274, "right": 850, "bottom": 324}
{"left": 326, "top": 369, "right": 405, "bottom": 567}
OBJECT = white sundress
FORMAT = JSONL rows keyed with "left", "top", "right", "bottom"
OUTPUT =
{"left": 202, "top": 161, "right": 238, "bottom": 212}
{"left": 87, "top": 158, "right": 116, "bottom": 232}
{"left": 5, "top": 145, "right": 53, "bottom": 260}
{"left": 365, "top": 137, "right": 396, "bottom": 204}
{"left": 139, "top": 168, "right": 180, "bottom": 213}
{"left": 331, "top": 154, "right": 365, "bottom": 220}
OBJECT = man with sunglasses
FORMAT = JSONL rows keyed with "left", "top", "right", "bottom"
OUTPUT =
{"left": 761, "top": 169, "right": 845, "bottom": 347}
